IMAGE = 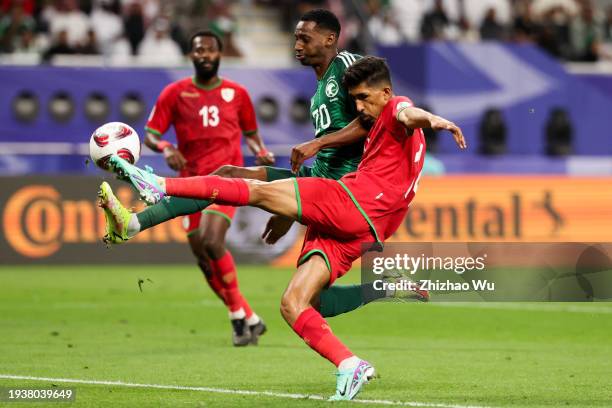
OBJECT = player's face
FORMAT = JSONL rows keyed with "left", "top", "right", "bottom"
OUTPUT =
{"left": 350, "top": 82, "right": 392, "bottom": 130}
{"left": 190, "top": 36, "right": 221, "bottom": 80}
{"left": 294, "top": 21, "right": 335, "bottom": 66}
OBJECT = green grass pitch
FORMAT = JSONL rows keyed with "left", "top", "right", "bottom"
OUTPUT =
{"left": 0, "top": 265, "right": 611, "bottom": 407}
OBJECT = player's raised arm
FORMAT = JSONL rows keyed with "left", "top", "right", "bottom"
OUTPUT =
{"left": 144, "top": 84, "right": 187, "bottom": 171}
{"left": 290, "top": 118, "right": 367, "bottom": 173}
{"left": 397, "top": 107, "right": 467, "bottom": 150}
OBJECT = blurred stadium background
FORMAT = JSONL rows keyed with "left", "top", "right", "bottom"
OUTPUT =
{"left": 1, "top": 1, "right": 612, "bottom": 406}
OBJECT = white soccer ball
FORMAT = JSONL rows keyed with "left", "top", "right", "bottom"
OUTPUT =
{"left": 89, "top": 122, "right": 141, "bottom": 170}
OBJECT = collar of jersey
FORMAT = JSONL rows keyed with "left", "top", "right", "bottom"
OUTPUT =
{"left": 318, "top": 52, "right": 343, "bottom": 82}
{"left": 192, "top": 76, "right": 223, "bottom": 90}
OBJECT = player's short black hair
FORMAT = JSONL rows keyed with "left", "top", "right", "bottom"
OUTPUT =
{"left": 342, "top": 56, "right": 392, "bottom": 89}
{"left": 299, "top": 8, "right": 341, "bottom": 37}
{"left": 189, "top": 30, "right": 223, "bottom": 52}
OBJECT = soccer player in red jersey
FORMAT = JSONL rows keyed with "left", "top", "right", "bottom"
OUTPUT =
{"left": 105, "top": 56, "right": 466, "bottom": 400}
{"left": 143, "top": 31, "right": 274, "bottom": 346}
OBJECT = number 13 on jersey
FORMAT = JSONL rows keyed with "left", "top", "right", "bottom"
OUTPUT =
{"left": 199, "top": 105, "right": 220, "bottom": 127}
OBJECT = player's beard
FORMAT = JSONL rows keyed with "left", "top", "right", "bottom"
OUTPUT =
{"left": 193, "top": 58, "right": 220, "bottom": 81}
{"left": 358, "top": 113, "right": 375, "bottom": 130}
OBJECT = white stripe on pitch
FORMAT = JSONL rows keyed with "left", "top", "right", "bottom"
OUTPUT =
{"left": 0, "top": 374, "right": 492, "bottom": 408}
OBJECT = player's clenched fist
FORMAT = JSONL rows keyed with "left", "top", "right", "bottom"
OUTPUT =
{"left": 291, "top": 139, "right": 321, "bottom": 173}
{"left": 162, "top": 145, "right": 187, "bottom": 171}
{"left": 255, "top": 150, "right": 275, "bottom": 166}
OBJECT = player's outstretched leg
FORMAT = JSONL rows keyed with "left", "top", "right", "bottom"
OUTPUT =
{"left": 108, "top": 155, "right": 298, "bottom": 219}
{"left": 99, "top": 184, "right": 211, "bottom": 244}
{"left": 100, "top": 165, "right": 270, "bottom": 244}
{"left": 281, "top": 255, "right": 375, "bottom": 400}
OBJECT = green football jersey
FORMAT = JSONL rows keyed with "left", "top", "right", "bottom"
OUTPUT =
{"left": 310, "top": 51, "right": 363, "bottom": 180}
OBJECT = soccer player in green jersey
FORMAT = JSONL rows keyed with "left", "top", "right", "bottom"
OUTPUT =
{"left": 100, "top": 10, "right": 424, "bottom": 324}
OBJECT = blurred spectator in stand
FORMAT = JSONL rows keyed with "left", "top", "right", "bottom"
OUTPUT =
{"left": 77, "top": 28, "right": 99, "bottom": 54}
{"left": 531, "top": 0, "right": 578, "bottom": 18}
{"left": 513, "top": 0, "right": 538, "bottom": 42}
{"left": 90, "top": 0, "right": 122, "bottom": 55}
{"left": 570, "top": 3, "right": 602, "bottom": 61}
{"left": 44, "top": 0, "right": 90, "bottom": 48}
{"left": 1, "top": 0, "right": 35, "bottom": 15}
{"left": 138, "top": 17, "right": 183, "bottom": 65}
{"left": 157, "top": 4, "right": 188, "bottom": 55}
{"left": 421, "top": 0, "right": 451, "bottom": 41}
{"left": 388, "top": 0, "right": 424, "bottom": 43}
{"left": 604, "top": 6, "right": 612, "bottom": 42}
{"left": 13, "top": 29, "right": 41, "bottom": 54}
{"left": 123, "top": 1, "right": 144, "bottom": 55}
{"left": 480, "top": 7, "right": 505, "bottom": 40}
{"left": 536, "top": 6, "right": 572, "bottom": 59}
{"left": 0, "top": 2, "right": 35, "bottom": 52}
{"left": 42, "top": 29, "right": 75, "bottom": 62}
{"left": 207, "top": 0, "right": 242, "bottom": 57}
{"left": 368, "top": 0, "right": 403, "bottom": 46}
{"left": 107, "top": 33, "right": 132, "bottom": 63}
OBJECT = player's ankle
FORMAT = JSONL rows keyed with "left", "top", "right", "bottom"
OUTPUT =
{"left": 228, "top": 308, "right": 246, "bottom": 320}
{"left": 157, "top": 177, "right": 166, "bottom": 193}
{"left": 246, "top": 313, "right": 260, "bottom": 326}
{"left": 127, "top": 214, "right": 140, "bottom": 237}
{"left": 338, "top": 355, "right": 360, "bottom": 371}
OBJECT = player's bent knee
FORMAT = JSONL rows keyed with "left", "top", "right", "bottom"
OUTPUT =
{"left": 280, "top": 288, "right": 309, "bottom": 324}
{"left": 201, "top": 236, "right": 226, "bottom": 259}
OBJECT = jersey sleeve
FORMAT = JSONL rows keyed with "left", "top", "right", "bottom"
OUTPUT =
{"left": 385, "top": 96, "right": 415, "bottom": 136}
{"left": 237, "top": 86, "right": 258, "bottom": 135}
{"left": 145, "top": 84, "right": 176, "bottom": 136}
{"left": 391, "top": 96, "right": 414, "bottom": 121}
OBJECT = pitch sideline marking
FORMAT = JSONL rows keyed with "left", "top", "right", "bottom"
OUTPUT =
{"left": 0, "top": 374, "right": 491, "bottom": 408}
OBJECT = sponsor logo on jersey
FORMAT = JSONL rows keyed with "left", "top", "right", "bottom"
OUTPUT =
{"left": 221, "top": 88, "right": 235, "bottom": 102}
{"left": 325, "top": 79, "right": 339, "bottom": 98}
{"left": 180, "top": 91, "right": 199, "bottom": 98}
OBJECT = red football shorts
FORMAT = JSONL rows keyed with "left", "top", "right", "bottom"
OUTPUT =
{"left": 294, "top": 177, "right": 375, "bottom": 285}
{"left": 183, "top": 204, "right": 236, "bottom": 234}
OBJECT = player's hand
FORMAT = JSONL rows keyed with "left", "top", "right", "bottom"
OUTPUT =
{"left": 255, "top": 150, "right": 275, "bottom": 166}
{"left": 430, "top": 116, "right": 467, "bottom": 150}
{"left": 261, "top": 215, "right": 294, "bottom": 245}
{"left": 163, "top": 145, "right": 187, "bottom": 171}
{"left": 291, "top": 139, "right": 322, "bottom": 173}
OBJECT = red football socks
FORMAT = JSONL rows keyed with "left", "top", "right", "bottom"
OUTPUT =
{"left": 292, "top": 307, "right": 354, "bottom": 367}
{"left": 241, "top": 297, "right": 254, "bottom": 319}
{"left": 165, "top": 176, "right": 250, "bottom": 206}
{"left": 201, "top": 265, "right": 227, "bottom": 305}
{"left": 210, "top": 251, "right": 244, "bottom": 313}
